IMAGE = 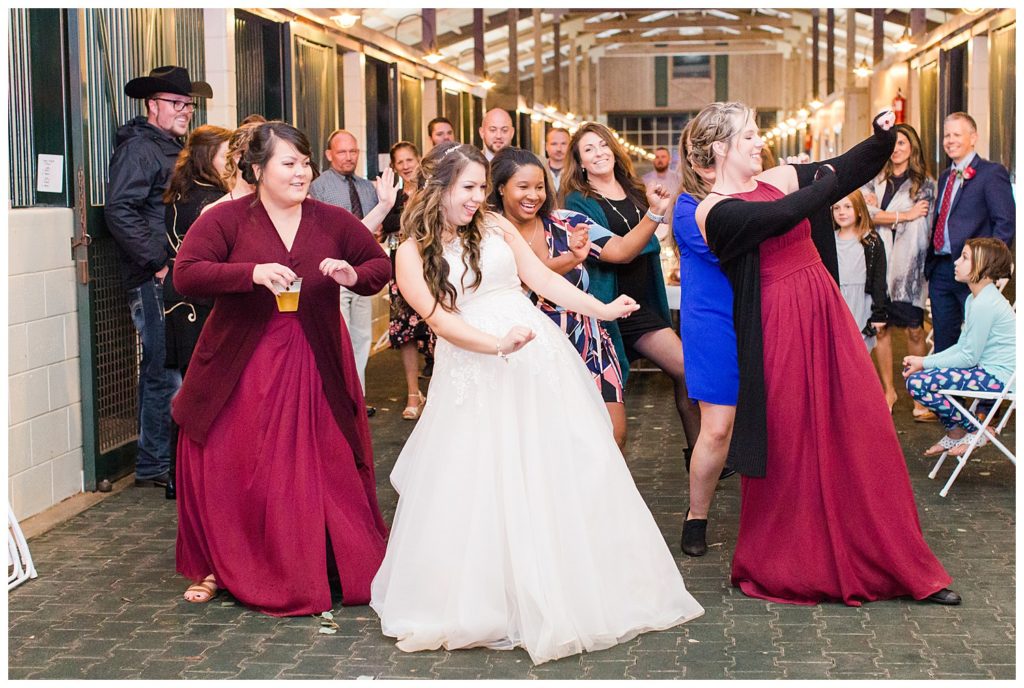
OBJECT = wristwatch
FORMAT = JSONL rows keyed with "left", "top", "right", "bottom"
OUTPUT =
{"left": 645, "top": 209, "right": 666, "bottom": 224}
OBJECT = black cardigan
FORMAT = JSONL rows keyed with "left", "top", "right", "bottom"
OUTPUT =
{"left": 705, "top": 116, "right": 896, "bottom": 478}
{"left": 859, "top": 231, "right": 889, "bottom": 335}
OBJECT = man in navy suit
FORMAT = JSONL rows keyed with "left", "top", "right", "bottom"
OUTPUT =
{"left": 926, "top": 111, "right": 1015, "bottom": 352}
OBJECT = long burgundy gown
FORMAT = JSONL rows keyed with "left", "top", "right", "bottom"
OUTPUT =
{"left": 729, "top": 182, "right": 951, "bottom": 606}
{"left": 172, "top": 197, "right": 390, "bottom": 617}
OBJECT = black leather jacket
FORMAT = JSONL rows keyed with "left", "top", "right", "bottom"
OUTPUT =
{"left": 104, "top": 116, "right": 182, "bottom": 289}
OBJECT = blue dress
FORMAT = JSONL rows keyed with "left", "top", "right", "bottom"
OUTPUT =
{"left": 672, "top": 193, "right": 739, "bottom": 406}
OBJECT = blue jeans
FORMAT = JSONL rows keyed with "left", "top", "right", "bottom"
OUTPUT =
{"left": 927, "top": 256, "right": 970, "bottom": 353}
{"left": 127, "top": 279, "right": 181, "bottom": 479}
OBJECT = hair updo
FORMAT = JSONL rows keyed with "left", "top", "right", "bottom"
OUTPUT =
{"left": 687, "top": 102, "right": 756, "bottom": 170}
{"left": 239, "top": 122, "right": 319, "bottom": 195}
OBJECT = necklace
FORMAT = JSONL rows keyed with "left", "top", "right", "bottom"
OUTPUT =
{"left": 596, "top": 191, "right": 642, "bottom": 230}
{"left": 527, "top": 217, "right": 544, "bottom": 247}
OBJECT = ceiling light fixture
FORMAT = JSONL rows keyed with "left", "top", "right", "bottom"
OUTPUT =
{"left": 853, "top": 57, "right": 873, "bottom": 78}
{"left": 895, "top": 26, "right": 915, "bottom": 52}
{"left": 331, "top": 11, "right": 359, "bottom": 29}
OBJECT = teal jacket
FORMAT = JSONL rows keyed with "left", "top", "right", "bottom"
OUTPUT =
{"left": 563, "top": 191, "right": 670, "bottom": 383}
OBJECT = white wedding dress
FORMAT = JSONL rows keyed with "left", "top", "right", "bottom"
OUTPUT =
{"left": 370, "top": 221, "right": 704, "bottom": 665}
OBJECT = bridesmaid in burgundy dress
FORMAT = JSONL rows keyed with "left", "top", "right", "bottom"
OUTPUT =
{"left": 691, "top": 103, "right": 959, "bottom": 606}
{"left": 172, "top": 122, "right": 390, "bottom": 615}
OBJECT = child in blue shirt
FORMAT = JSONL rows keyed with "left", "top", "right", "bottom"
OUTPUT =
{"left": 903, "top": 238, "right": 1015, "bottom": 456}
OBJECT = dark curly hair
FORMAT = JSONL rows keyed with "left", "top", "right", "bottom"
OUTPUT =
{"left": 400, "top": 142, "right": 489, "bottom": 315}
{"left": 487, "top": 147, "right": 554, "bottom": 219}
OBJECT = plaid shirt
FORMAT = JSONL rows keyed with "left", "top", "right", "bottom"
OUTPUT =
{"left": 309, "top": 168, "right": 378, "bottom": 226}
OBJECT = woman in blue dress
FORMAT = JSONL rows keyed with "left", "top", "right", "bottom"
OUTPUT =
{"left": 672, "top": 120, "right": 739, "bottom": 557}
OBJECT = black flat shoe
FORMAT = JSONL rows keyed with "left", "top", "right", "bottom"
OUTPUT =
{"left": 681, "top": 515, "right": 708, "bottom": 557}
{"left": 924, "top": 588, "right": 961, "bottom": 605}
{"left": 366, "top": 405, "right": 377, "bottom": 418}
{"left": 164, "top": 478, "right": 176, "bottom": 500}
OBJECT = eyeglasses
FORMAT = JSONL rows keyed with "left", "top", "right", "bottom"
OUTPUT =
{"left": 151, "top": 97, "right": 198, "bottom": 113}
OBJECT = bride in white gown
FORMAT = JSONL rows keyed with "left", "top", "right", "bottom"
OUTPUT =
{"left": 370, "top": 143, "right": 704, "bottom": 665}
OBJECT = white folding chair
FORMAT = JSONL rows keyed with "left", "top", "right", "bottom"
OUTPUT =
{"left": 928, "top": 371, "right": 1016, "bottom": 497}
{"left": 8, "top": 505, "right": 37, "bottom": 590}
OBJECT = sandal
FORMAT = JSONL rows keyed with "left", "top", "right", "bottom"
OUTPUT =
{"left": 923, "top": 435, "right": 966, "bottom": 457}
{"left": 913, "top": 409, "right": 939, "bottom": 423}
{"left": 183, "top": 575, "right": 218, "bottom": 603}
{"left": 401, "top": 392, "right": 426, "bottom": 420}
{"left": 948, "top": 432, "right": 991, "bottom": 456}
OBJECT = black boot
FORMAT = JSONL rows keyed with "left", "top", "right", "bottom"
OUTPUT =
{"left": 165, "top": 418, "right": 178, "bottom": 500}
{"left": 681, "top": 512, "right": 708, "bottom": 557}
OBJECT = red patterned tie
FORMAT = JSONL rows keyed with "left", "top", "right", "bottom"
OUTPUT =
{"left": 932, "top": 170, "right": 957, "bottom": 252}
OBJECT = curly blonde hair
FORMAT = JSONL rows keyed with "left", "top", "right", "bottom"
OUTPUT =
{"left": 676, "top": 119, "right": 712, "bottom": 201}
{"left": 400, "top": 142, "right": 489, "bottom": 315}
{"left": 687, "top": 102, "right": 756, "bottom": 171}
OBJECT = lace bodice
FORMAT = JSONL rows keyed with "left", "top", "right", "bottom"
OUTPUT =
{"left": 434, "top": 219, "right": 569, "bottom": 406}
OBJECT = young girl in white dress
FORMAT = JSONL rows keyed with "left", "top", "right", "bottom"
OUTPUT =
{"left": 370, "top": 143, "right": 704, "bottom": 665}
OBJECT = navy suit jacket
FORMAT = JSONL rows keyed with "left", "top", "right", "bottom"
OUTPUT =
{"left": 925, "top": 155, "right": 1015, "bottom": 278}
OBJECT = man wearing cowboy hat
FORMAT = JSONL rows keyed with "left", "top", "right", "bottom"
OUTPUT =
{"left": 105, "top": 66, "right": 212, "bottom": 493}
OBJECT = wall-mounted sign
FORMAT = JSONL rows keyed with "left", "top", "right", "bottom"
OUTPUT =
{"left": 37, "top": 154, "right": 64, "bottom": 193}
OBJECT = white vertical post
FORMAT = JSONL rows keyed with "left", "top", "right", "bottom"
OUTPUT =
{"left": 202, "top": 8, "right": 237, "bottom": 127}
{"left": 342, "top": 51, "right": 369, "bottom": 177}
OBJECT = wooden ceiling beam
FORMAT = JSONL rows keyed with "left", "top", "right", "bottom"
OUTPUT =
{"left": 580, "top": 15, "right": 792, "bottom": 33}
{"left": 853, "top": 8, "right": 943, "bottom": 34}
{"left": 595, "top": 30, "right": 782, "bottom": 45}
{"left": 604, "top": 42, "right": 783, "bottom": 56}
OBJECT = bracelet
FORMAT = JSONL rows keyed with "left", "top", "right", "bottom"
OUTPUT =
{"left": 496, "top": 337, "right": 510, "bottom": 363}
{"left": 645, "top": 209, "right": 666, "bottom": 224}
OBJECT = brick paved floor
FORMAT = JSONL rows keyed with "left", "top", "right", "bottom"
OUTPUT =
{"left": 8, "top": 349, "right": 1015, "bottom": 680}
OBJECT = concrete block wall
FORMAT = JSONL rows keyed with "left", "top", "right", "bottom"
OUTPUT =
{"left": 8, "top": 208, "right": 84, "bottom": 520}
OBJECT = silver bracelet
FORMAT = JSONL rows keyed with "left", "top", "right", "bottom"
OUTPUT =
{"left": 496, "top": 338, "right": 510, "bottom": 363}
{"left": 645, "top": 209, "right": 665, "bottom": 224}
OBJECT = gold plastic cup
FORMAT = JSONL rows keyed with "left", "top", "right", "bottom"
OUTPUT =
{"left": 275, "top": 277, "right": 302, "bottom": 312}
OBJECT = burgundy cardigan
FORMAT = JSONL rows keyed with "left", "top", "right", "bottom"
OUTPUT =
{"left": 171, "top": 196, "right": 390, "bottom": 475}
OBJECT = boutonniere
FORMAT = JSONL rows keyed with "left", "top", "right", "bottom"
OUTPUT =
{"left": 956, "top": 166, "right": 976, "bottom": 181}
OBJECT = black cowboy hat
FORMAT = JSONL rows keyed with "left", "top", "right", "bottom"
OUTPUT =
{"left": 124, "top": 65, "right": 213, "bottom": 99}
